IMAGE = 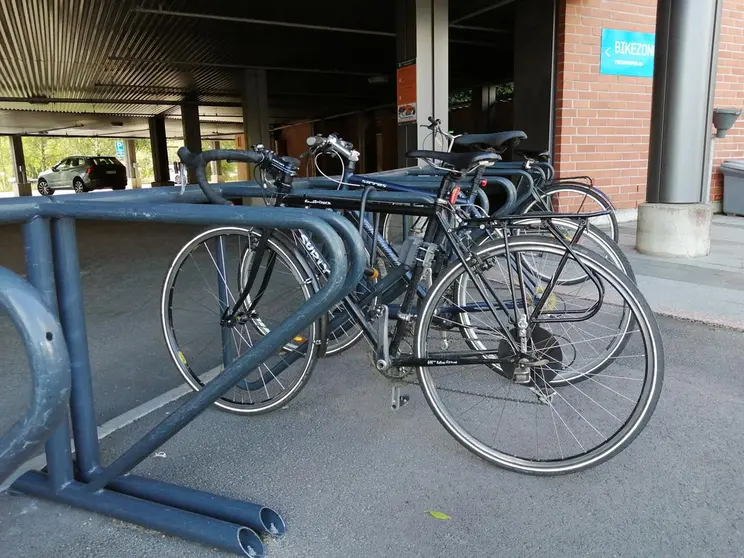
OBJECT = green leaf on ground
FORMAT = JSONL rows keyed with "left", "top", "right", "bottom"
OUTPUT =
{"left": 427, "top": 510, "right": 451, "bottom": 520}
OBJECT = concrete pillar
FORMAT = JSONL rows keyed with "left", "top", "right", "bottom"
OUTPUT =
{"left": 210, "top": 140, "right": 224, "bottom": 183}
{"left": 124, "top": 139, "right": 140, "bottom": 189}
{"left": 181, "top": 101, "right": 202, "bottom": 185}
{"left": 396, "top": 0, "right": 449, "bottom": 167}
{"left": 637, "top": 0, "right": 723, "bottom": 258}
{"left": 9, "top": 135, "right": 31, "bottom": 196}
{"left": 148, "top": 116, "right": 173, "bottom": 186}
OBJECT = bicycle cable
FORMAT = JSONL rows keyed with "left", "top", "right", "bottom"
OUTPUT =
{"left": 313, "top": 150, "right": 358, "bottom": 189}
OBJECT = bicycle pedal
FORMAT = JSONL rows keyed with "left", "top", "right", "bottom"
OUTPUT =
{"left": 391, "top": 385, "right": 410, "bottom": 411}
{"left": 375, "top": 305, "right": 390, "bottom": 371}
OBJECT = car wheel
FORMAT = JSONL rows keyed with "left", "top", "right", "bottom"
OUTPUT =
{"left": 37, "top": 179, "right": 54, "bottom": 196}
{"left": 73, "top": 178, "right": 86, "bottom": 194}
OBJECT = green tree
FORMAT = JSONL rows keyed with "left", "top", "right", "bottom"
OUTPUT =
{"left": 0, "top": 138, "right": 15, "bottom": 192}
{"left": 22, "top": 136, "right": 123, "bottom": 179}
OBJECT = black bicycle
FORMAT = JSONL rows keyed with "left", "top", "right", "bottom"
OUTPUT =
{"left": 383, "top": 117, "right": 619, "bottom": 247}
{"left": 162, "top": 142, "right": 663, "bottom": 475}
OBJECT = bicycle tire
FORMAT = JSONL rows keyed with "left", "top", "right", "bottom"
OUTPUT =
{"left": 520, "top": 183, "right": 619, "bottom": 243}
{"left": 161, "top": 227, "right": 320, "bottom": 414}
{"left": 413, "top": 236, "right": 663, "bottom": 475}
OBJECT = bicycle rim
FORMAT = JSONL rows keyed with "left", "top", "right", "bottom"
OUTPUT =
{"left": 161, "top": 227, "right": 319, "bottom": 414}
{"left": 414, "top": 236, "right": 663, "bottom": 474}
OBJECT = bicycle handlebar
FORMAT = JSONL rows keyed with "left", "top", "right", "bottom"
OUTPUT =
{"left": 424, "top": 116, "right": 441, "bottom": 131}
{"left": 306, "top": 134, "right": 359, "bottom": 162}
{"left": 178, "top": 146, "right": 298, "bottom": 205}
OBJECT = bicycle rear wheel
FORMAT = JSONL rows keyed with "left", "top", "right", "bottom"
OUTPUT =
{"left": 414, "top": 236, "right": 663, "bottom": 475}
{"left": 514, "top": 219, "right": 634, "bottom": 286}
{"left": 521, "top": 183, "right": 619, "bottom": 242}
{"left": 161, "top": 227, "right": 320, "bottom": 414}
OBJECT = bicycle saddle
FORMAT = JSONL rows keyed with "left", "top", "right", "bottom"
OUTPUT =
{"left": 406, "top": 150, "right": 502, "bottom": 171}
{"left": 515, "top": 148, "right": 551, "bottom": 162}
{"left": 453, "top": 131, "right": 528, "bottom": 149}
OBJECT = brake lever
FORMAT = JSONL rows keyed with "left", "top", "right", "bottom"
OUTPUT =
{"left": 179, "top": 164, "right": 187, "bottom": 194}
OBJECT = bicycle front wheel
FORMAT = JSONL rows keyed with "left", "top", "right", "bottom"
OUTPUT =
{"left": 161, "top": 227, "right": 320, "bottom": 414}
{"left": 413, "top": 236, "right": 663, "bottom": 475}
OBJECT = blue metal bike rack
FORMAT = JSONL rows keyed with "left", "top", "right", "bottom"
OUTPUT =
{"left": 0, "top": 187, "right": 365, "bottom": 557}
{"left": 0, "top": 266, "right": 71, "bottom": 484}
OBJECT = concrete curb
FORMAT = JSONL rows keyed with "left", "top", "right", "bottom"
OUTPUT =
{"left": 651, "top": 308, "right": 744, "bottom": 332}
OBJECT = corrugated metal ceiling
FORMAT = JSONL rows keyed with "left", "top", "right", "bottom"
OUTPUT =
{"left": 0, "top": 0, "right": 513, "bottom": 130}
{"left": 0, "top": 0, "right": 242, "bottom": 113}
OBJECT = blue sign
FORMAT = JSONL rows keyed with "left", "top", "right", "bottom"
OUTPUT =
{"left": 600, "top": 28, "right": 655, "bottom": 78}
{"left": 114, "top": 140, "right": 126, "bottom": 160}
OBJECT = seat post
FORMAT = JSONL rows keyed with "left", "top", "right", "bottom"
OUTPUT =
{"left": 438, "top": 171, "right": 461, "bottom": 199}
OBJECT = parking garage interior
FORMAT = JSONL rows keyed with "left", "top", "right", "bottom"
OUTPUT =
{"left": 5, "top": 1, "right": 744, "bottom": 557}
{"left": 0, "top": 0, "right": 557, "bottom": 193}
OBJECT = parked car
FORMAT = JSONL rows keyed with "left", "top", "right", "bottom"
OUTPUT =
{"left": 36, "top": 156, "right": 127, "bottom": 195}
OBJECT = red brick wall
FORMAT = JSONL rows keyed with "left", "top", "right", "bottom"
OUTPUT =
{"left": 710, "top": 1, "right": 744, "bottom": 203}
{"left": 554, "top": 0, "right": 656, "bottom": 211}
{"left": 555, "top": 0, "right": 744, "bottom": 210}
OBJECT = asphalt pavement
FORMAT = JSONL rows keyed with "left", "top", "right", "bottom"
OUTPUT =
{"left": 0, "top": 220, "right": 743, "bottom": 557}
{"left": 0, "top": 221, "right": 203, "bottom": 436}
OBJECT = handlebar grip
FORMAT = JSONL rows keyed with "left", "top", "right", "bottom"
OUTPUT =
{"left": 306, "top": 135, "right": 325, "bottom": 147}
{"left": 177, "top": 146, "right": 201, "bottom": 167}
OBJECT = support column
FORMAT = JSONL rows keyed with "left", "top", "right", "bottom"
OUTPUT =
{"left": 513, "top": 0, "right": 557, "bottom": 153}
{"left": 124, "top": 139, "right": 141, "bottom": 189}
{"left": 396, "top": 0, "right": 449, "bottom": 167}
{"left": 148, "top": 116, "right": 173, "bottom": 187}
{"left": 9, "top": 135, "right": 31, "bottom": 196}
{"left": 637, "top": 0, "right": 722, "bottom": 258}
{"left": 472, "top": 85, "right": 499, "bottom": 134}
{"left": 210, "top": 140, "right": 224, "bottom": 183}
{"left": 242, "top": 69, "right": 270, "bottom": 149}
{"left": 181, "top": 101, "right": 202, "bottom": 185}
{"left": 242, "top": 69, "right": 270, "bottom": 204}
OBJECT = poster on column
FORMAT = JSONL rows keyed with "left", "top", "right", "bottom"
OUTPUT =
{"left": 397, "top": 59, "right": 417, "bottom": 124}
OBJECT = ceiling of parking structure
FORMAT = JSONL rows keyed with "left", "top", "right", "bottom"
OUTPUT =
{"left": 0, "top": 110, "right": 244, "bottom": 139}
{"left": 0, "top": 0, "right": 516, "bottom": 130}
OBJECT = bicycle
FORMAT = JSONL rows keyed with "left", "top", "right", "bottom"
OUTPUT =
{"left": 300, "top": 133, "right": 635, "bottom": 352}
{"left": 164, "top": 142, "right": 663, "bottom": 475}
{"left": 384, "top": 117, "right": 619, "bottom": 245}
{"left": 303, "top": 127, "right": 629, "bottom": 289}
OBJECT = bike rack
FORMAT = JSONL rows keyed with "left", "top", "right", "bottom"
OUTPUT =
{"left": 0, "top": 266, "right": 71, "bottom": 483}
{"left": 0, "top": 188, "right": 365, "bottom": 557}
{"left": 287, "top": 168, "right": 519, "bottom": 246}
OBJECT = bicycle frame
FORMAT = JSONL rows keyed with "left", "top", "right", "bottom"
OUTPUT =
{"left": 217, "top": 142, "right": 613, "bottom": 391}
{"left": 228, "top": 197, "right": 610, "bottom": 395}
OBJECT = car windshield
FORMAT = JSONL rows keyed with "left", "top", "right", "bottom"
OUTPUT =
{"left": 91, "top": 157, "right": 121, "bottom": 166}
